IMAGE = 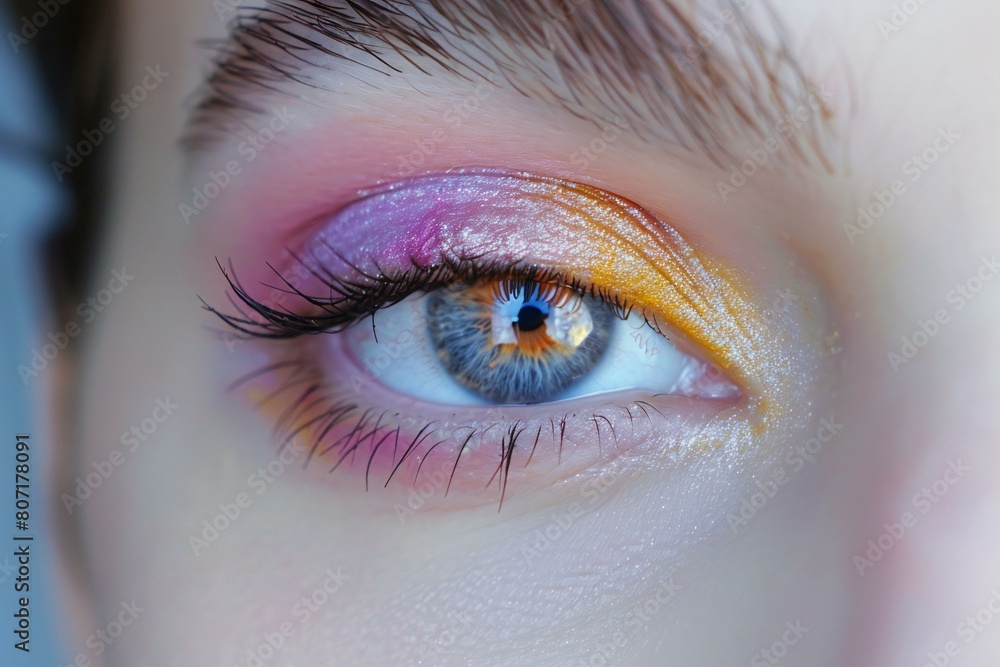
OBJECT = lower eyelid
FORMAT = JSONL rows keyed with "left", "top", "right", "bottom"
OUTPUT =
{"left": 231, "top": 333, "right": 742, "bottom": 509}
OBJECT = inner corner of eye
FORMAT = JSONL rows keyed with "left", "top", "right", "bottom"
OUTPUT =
{"left": 333, "top": 273, "right": 739, "bottom": 407}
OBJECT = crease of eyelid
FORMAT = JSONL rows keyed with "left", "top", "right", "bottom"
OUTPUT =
{"left": 183, "top": 0, "right": 835, "bottom": 170}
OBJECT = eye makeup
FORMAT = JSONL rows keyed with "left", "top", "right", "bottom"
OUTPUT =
{"left": 209, "top": 169, "right": 796, "bottom": 508}
{"left": 235, "top": 170, "right": 775, "bottom": 385}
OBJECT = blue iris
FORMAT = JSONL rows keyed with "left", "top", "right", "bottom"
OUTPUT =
{"left": 426, "top": 281, "right": 612, "bottom": 404}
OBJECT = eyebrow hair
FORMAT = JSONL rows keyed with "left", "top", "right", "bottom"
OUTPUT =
{"left": 186, "top": 0, "right": 832, "bottom": 166}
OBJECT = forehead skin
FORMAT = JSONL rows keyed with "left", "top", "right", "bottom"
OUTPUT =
{"left": 65, "top": 1, "right": 1000, "bottom": 666}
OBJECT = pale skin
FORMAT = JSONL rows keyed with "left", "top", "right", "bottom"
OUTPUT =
{"left": 58, "top": 1, "right": 1000, "bottom": 666}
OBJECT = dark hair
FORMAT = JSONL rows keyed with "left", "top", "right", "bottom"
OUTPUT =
{"left": 8, "top": 0, "right": 118, "bottom": 305}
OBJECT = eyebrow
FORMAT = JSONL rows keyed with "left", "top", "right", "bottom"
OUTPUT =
{"left": 186, "top": 0, "right": 831, "bottom": 166}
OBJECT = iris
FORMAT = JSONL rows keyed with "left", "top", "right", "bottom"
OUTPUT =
{"left": 426, "top": 278, "right": 613, "bottom": 403}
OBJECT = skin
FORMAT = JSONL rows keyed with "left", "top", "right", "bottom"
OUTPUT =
{"left": 58, "top": 1, "right": 1000, "bottom": 665}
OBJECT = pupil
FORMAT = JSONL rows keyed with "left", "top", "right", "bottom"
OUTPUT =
{"left": 516, "top": 305, "right": 547, "bottom": 332}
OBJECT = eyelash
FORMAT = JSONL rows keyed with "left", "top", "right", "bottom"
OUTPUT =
{"left": 203, "top": 252, "right": 659, "bottom": 341}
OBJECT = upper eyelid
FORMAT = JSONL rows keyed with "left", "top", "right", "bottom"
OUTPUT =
{"left": 186, "top": 0, "right": 830, "bottom": 168}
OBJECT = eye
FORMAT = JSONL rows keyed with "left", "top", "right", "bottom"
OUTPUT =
{"left": 428, "top": 279, "right": 613, "bottom": 404}
{"left": 341, "top": 277, "right": 727, "bottom": 406}
{"left": 207, "top": 169, "right": 769, "bottom": 508}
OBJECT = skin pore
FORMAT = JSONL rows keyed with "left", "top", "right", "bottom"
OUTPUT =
{"left": 61, "top": 1, "right": 1000, "bottom": 666}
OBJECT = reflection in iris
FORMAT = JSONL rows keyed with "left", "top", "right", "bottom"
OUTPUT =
{"left": 427, "top": 278, "right": 613, "bottom": 403}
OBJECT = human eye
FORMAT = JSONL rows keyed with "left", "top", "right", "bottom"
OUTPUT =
{"left": 203, "top": 167, "right": 792, "bottom": 510}
{"left": 340, "top": 266, "right": 730, "bottom": 407}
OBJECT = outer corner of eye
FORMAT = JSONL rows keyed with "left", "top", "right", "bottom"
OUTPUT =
{"left": 208, "top": 168, "right": 781, "bottom": 509}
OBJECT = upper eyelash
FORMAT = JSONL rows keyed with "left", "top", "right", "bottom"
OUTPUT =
{"left": 202, "top": 252, "right": 654, "bottom": 340}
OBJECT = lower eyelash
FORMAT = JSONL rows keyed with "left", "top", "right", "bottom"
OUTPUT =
{"left": 231, "top": 349, "right": 678, "bottom": 510}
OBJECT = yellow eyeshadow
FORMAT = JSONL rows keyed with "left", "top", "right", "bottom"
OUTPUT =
{"left": 533, "top": 179, "right": 781, "bottom": 425}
